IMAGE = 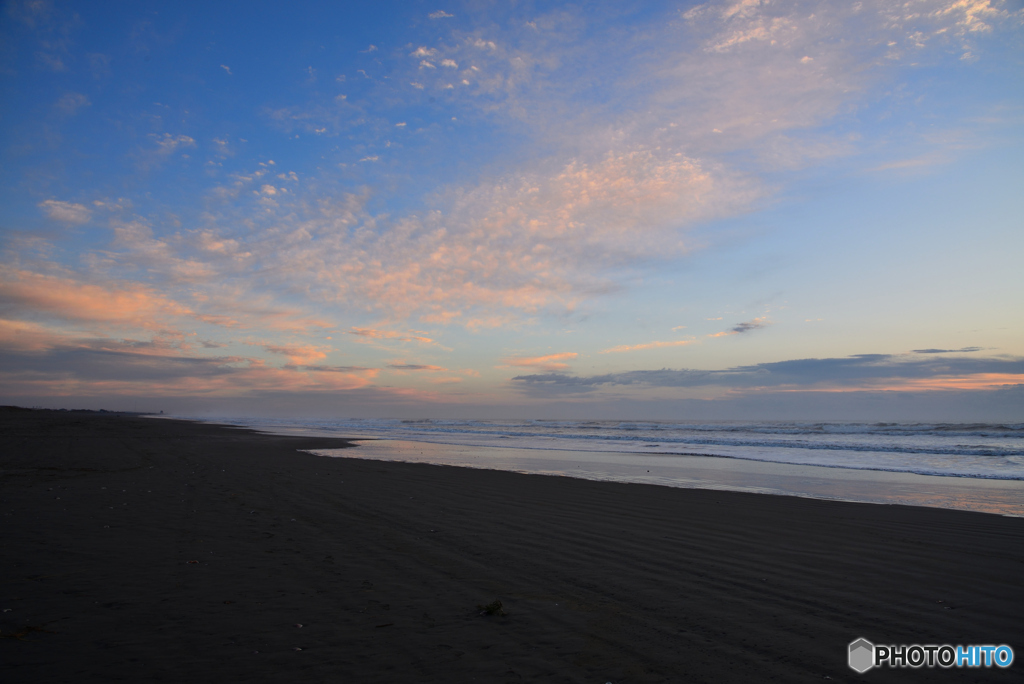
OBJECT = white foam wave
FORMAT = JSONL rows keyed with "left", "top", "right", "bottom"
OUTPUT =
{"left": 188, "top": 417, "right": 1024, "bottom": 481}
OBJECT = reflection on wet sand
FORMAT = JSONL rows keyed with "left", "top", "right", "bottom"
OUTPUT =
{"left": 311, "top": 439, "right": 1024, "bottom": 517}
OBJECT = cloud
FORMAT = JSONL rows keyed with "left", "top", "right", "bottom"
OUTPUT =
{"left": 708, "top": 317, "right": 770, "bottom": 337}
{"left": 39, "top": 199, "right": 91, "bottom": 223}
{"left": 5, "top": 0, "right": 1019, "bottom": 415}
{"left": 87, "top": 53, "right": 111, "bottom": 79}
{"left": 502, "top": 352, "right": 578, "bottom": 372}
{"left": 296, "top": 364, "right": 376, "bottom": 374}
{"left": 76, "top": 142, "right": 756, "bottom": 330}
{"left": 220, "top": 64, "right": 232, "bottom": 75}
{"left": 178, "top": 148, "right": 751, "bottom": 327}
{"left": 511, "top": 353, "right": 1024, "bottom": 395}
{"left": 36, "top": 52, "right": 66, "bottom": 71}
{"left": 387, "top": 363, "right": 447, "bottom": 371}
{"left": 710, "top": 15, "right": 797, "bottom": 52}
{"left": 150, "top": 133, "right": 196, "bottom": 155}
{"left": 0, "top": 345, "right": 378, "bottom": 397}
{"left": 602, "top": 339, "right": 696, "bottom": 353}
{"left": 275, "top": 5, "right": 973, "bottom": 328}
{"left": 913, "top": 347, "right": 984, "bottom": 354}
{"left": 429, "top": 10, "right": 454, "bottom": 19}
{"left": 347, "top": 328, "right": 435, "bottom": 344}
{"left": 108, "top": 220, "right": 219, "bottom": 284}
{"left": 0, "top": 264, "right": 329, "bottom": 345}
{"left": 55, "top": 92, "right": 90, "bottom": 115}
{"left": 730, "top": 318, "right": 769, "bottom": 334}
{"left": 262, "top": 344, "right": 329, "bottom": 365}
{"left": 932, "top": 0, "right": 1010, "bottom": 35}
{"left": 130, "top": 1, "right": 1022, "bottom": 335}
{"left": 0, "top": 268, "right": 195, "bottom": 331}
{"left": 0, "top": 318, "right": 77, "bottom": 352}
{"left": 315, "top": 148, "right": 755, "bottom": 322}
{"left": 8, "top": 0, "right": 55, "bottom": 28}
{"left": 869, "top": 153, "right": 950, "bottom": 172}
{"left": 265, "top": 98, "right": 356, "bottom": 136}
{"left": 210, "top": 138, "right": 233, "bottom": 158}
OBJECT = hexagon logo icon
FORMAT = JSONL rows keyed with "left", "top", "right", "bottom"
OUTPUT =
{"left": 848, "top": 638, "right": 875, "bottom": 673}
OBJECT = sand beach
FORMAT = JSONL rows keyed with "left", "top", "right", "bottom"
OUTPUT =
{"left": 2, "top": 408, "right": 1021, "bottom": 682}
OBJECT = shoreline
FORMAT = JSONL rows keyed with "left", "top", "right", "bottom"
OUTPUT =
{"left": 194, "top": 415, "right": 1024, "bottom": 482}
{"left": 3, "top": 409, "right": 1022, "bottom": 682}
{"left": 306, "top": 438, "right": 1024, "bottom": 517}
{"left": 337, "top": 452, "right": 1024, "bottom": 517}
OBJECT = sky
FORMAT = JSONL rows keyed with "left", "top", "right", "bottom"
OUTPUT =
{"left": 1, "top": 0, "right": 1022, "bottom": 421}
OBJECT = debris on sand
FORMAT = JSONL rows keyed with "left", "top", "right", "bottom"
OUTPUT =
{"left": 477, "top": 600, "right": 506, "bottom": 616}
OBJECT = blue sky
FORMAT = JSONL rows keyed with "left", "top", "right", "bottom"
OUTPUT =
{"left": 1, "top": 0, "right": 1022, "bottom": 419}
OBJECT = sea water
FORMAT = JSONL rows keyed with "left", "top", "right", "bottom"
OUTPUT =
{"left": 200, "top": 418, "right": 1024, "bottom": 480}
{"left": 185, "top": 417, "right": 1024, "bottom": 515}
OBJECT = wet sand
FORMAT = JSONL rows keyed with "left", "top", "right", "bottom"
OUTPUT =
{"left": 311, "top": 438, "right": 1024, "bottom": 516}
{"left": 2, "top": 408, "right": 1021, "bottom": 682}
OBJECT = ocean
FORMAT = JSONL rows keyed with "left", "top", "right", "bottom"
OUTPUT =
{"left": 200, "top": 418, "right": 1024, "bottom": 479}
{"left": 184, "top": 417, "right": 1024, "bottom": 515}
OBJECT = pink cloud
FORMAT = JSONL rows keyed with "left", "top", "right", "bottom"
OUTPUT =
{"left": 0, "top": 268, "right": 196, "bottom": 331}
{"left": 262, "top": 344, "right": 330, "bottom": 365}
{"left": 776, "top": 374, "right": 1024, "bottom": 393}
{"left": 0, "top": 319, "right": 76, "bottom": 352}
{"left": 502, "top": 352, "right": 578, "bottom": 372}
{"left": 0, "top": 348, "right": 379, "bottom": 398}
{"left": 602, "top": 339, "right": 696, "bottom": 353}
{"left": 348, "top": 327, "right": 435, "bottom": 344}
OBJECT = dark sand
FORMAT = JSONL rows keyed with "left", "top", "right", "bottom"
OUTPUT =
{"left": 2, "top": 409, "right": 1021, "bottom": 682}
